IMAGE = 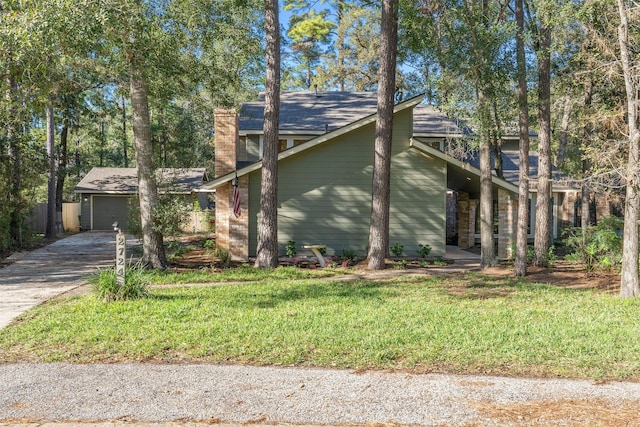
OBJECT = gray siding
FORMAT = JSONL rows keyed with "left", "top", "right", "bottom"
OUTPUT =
{"left": 80, "top": 195, "right": 91, "bottom": 231}
{"left": 248, "top": 107, "right": 447, "bottom": 258}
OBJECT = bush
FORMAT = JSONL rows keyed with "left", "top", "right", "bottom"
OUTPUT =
{"left": 563, "top": 215, "right": 623, "bottom": 271}
{"left": 341, "top": 248, "right": 358, "bottom": 265}
{"left": 286, "top": 240, "right": 296, "bottom": 257}
{"left": 390, "top": 242, "right": 404, "bottom": 257}
{"left": 212, "top": 248, "right": 231, "bottom": 268}
{"left": 417, "top": 244, "right": 431, "bottom": 258}
{"left": 91, "top": 263, "right": 150, "bottom": 302}
{"left": 127, "top": 194, "right": 191, "bottom": 239}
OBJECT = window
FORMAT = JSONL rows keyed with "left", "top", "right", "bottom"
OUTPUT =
{"left": 260, "top": 136, "right": 312, "bottom": 156}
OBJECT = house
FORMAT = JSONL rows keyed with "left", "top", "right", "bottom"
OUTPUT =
{"left": 202, "top": 91, "right": 525, "bottom": 261}
{"left": 74, "top": 167, "right": 210, "bottom": 231}
{"left": 201, "top": 91, "right": 611, "bottom": 262}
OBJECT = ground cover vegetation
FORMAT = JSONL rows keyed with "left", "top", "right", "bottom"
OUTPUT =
{"left": 0, "top": 265, "right": 636, "bottom": 381}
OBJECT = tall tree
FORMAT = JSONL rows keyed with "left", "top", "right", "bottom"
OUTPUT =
{"left": 254, "top": 0, "right": 281, "bottom": 268}
{"left": 129, "top": 55, "right": 168, "bottom": 269}
{"left": 617, "top": 0, "right": 640, "bottom": 297}
{"left": 514, "top": 0, "right": 530, "bottom": 276}
{"left": 45, "top": 104, "right": 57, "bottom": 239}
{"left": 402, "top": 0, "right": 510, "bottom": 268}
{"left": 529, "top": 0, "right": 553, "bottom": 267}
{"left": 367, "top": 0, "right": 399, "bottom": 270}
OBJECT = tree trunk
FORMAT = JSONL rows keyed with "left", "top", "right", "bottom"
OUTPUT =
{"left": 122, "top": 95, "right": 129, "bottom": 168}
{"left": 534, "top": 23, "right": 552, "bottom": 267}
{"left": 130, "top": 66, "right": 167, "bottom": 269}
{"left": 478, "top": 91, "right": 497, "bottom": 268}
{"left": 55, "top": 115, "right": 69, "bottom": 234}
{"left": 337, "top": 0, "right": 346, "bottom": 92}
{"left": 557, "top": 93, "right": 572, "bottom": 168}
{"left": 514, "top": 0, "right": 529, "bottom": 277}
{"left": 617, "top": 0, "right": 640, "bottom": 297}
{"left": 367, "top": 0, "right": 398, "bottom": 270}
{"left": 6, "top": 74, "right": 23, "bottom": 248}
{"left": 45, "top": 104, "right": 57, "bottom": 239}
{"left": 254, "top": 0, "right": 281, "bottom": 268}
{"left": 581, "top": 80, "right": 593, "bottom": 234}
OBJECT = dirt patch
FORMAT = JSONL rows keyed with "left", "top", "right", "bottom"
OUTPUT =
{"left": 170, "top": 241, "right": 619, "bottom": 293}
{"left": 475, "top": 398, "right": 640, "bottom": 426}
{"left": 480, "top": 260, "right": 620, "bottom": 293}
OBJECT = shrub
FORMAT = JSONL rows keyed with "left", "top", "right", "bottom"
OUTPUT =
{"left": 417, "top": 244, "right": 431, "bottom": 258}
{"left": 390, "top": 242, "right": 404, "bottom": 257}
{"left": 286, "top": 240, "right": 297, "bottom": 257}
{"left": 127, "top": 194, "right": 191, "bottom": 239}
{"left": 91, "top": 263, "right": 150, "bottom": 302}
{"left": 212, "top": 248, "right": 231, "bottom": 268}
{"left": 341, "top": 248, "right": 358, "bottom": 266}
{"left": 563, "top": 215, "right": 623, "bottom": 271}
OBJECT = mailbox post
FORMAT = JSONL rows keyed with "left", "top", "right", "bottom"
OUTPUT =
{"left": 113, "top": 221, "right": 126, "bottom": 286}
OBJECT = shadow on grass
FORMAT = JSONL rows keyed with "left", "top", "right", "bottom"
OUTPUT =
{"left": 148, "top": 279, "right": 399, "bottom": 309}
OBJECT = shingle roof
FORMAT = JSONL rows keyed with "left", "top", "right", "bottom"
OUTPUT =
{"left": 74, "top": 168, "right": 207, "bottom": 194}
{"left": 466, "top": 150, "right": 574, "bottom": 189}
{"left": 240, "top": 91, "right": 380, "bottom": 133}
{"left": 412, "top": 104, "right": 467, "bottom": 136}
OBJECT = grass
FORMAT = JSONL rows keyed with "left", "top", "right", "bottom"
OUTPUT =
{"left": 1, "top": 270, "right": 639, "bottom": 381}
{"left": 142, "top": 264, "right": 343, "bottom": 285}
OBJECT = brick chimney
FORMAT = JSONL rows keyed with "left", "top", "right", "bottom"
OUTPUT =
{"left": 214, "top": 109, "right": 249, "bottom": 261}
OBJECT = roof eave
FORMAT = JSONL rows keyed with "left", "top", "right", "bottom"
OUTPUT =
{"left": 199, "top": 94, "right": 425, "bottom": 191}
{"left": 409, "top": 138, "right": 520, "bottom": 195}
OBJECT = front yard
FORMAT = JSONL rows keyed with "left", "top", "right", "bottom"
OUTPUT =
{"left": 0, "top": 262, "right": 637, "bottom": 382}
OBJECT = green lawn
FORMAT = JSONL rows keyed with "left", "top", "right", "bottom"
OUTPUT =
{"left": 1, "top": 268, "right": 639, "bottom": 381}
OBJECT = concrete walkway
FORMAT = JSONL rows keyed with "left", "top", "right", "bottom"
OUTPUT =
{"left": 0, "top": 232, "right": 134, "bottom": 329}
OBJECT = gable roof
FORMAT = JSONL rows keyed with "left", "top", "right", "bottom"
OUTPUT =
{"left": 240, "top": 91, "right": 380, "bottom": 134}
{"left": 75, "top": 167, "right": 208, "bottom": 194}
{"left": 200, "top": 94, "right": 425, "bottom": 191}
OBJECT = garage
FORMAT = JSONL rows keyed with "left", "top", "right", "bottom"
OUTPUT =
{"left": 75, "top": 167, "right": 209, "bottom": 232}
{"left": 91, "top": 195, "right": 130, "bottom": 231}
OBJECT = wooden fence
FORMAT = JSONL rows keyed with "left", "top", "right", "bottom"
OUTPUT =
{"left": 29, "top": 202, "right": 81, "bottom": 234}
{"left": 29, "top": 203, "right": 212, "bottom": 234}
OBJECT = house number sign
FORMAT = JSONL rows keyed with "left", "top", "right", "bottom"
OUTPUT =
{"left": 116, "top": 232, "right": 126, "bottom": 286}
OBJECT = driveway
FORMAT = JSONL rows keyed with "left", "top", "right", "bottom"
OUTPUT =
{"left": 0, "top": 232, "right": 137, "bottom": 329}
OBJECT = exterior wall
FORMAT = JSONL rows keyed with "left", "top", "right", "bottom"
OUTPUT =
{"left": 248, "top": 108, "right": 447, "bottom": 258}
{"left": 497, "top": 188, "right": 517, "bottom": 259}
{"left": 80, "top": 195, "right": 91, "bottom": 231}
{"left": 457, "top": 192, "right": 476, "bottom": 249}
{"left": 214, "top": 109, "right": 249, "bottom": 260}
{"left": 389, "top": 110, "right": 446, "bottom": 257}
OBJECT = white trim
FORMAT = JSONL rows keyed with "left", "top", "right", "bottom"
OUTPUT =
{"left": 409, "top": 138, "right": 520, "bottom": 194}
{"left": 201, "top": 94, "right": 425, "bottom": 191}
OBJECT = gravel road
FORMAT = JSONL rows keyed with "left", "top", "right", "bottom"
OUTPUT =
{"left": 1, "top": 363, "right": 640, "bottom": 426}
